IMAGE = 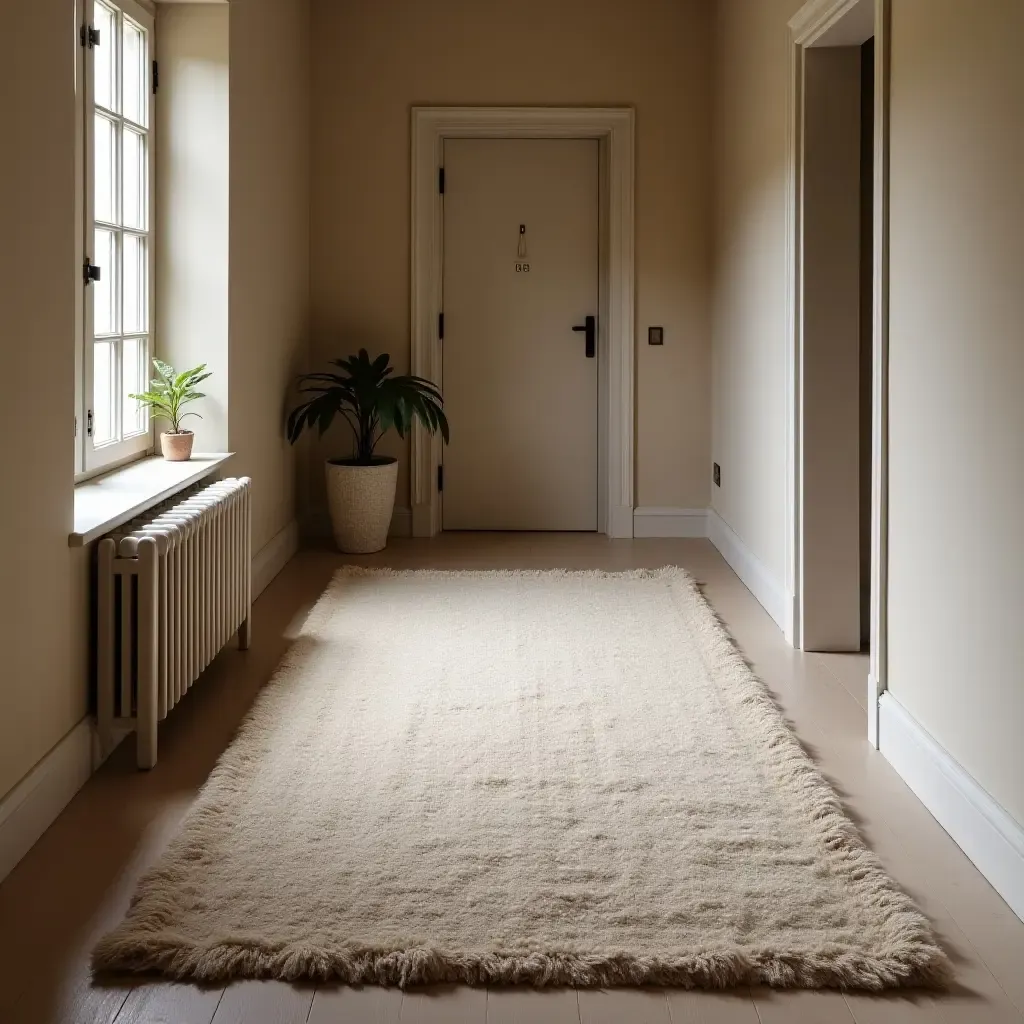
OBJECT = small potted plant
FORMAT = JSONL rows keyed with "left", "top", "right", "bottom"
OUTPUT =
{"left": 130, "top": 359, "right": 211, "bottom": 462}
{"left": 287, "top": 349, "right": 448, "bottom": 553}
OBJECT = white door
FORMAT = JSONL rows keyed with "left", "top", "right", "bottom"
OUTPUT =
{"left": 442, "top": 138, "right": 599, "bottom": 531}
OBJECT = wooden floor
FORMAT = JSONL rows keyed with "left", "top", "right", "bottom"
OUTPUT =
{"left": 1, "top": 535, "right": 1022, "bottom": 1024}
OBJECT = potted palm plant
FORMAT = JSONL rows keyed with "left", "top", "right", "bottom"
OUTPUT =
{"left": 130, "top": 359, "right": 211, "bottom": 462}
{"left": 287, "top": 349, "right": 448, "bottom": 553}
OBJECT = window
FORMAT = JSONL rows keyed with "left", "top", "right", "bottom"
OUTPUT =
{"left": 78, "top": 0, "right": 155, "bottom": 475}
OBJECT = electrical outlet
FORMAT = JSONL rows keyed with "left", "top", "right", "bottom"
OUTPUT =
{"left": 713, "top": 462, "right": 721, "bottom": 487}
{"left": 648, "top": 326, "right": 664, "bottom": 346}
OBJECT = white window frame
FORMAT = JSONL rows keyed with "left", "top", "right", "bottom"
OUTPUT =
{"left": 76, "top": 0, "right": 156, "bottom": 478}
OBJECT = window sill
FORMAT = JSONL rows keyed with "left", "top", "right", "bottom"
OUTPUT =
{"left": 70, "top": 452, "right": 234, "bottom": 547}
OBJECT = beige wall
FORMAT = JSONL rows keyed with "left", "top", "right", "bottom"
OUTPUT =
{"left": 156, "top": 4, "right": 231, "bottom": 453}
{"left": 158, "top": 0, "right": 310, "bottom": 553}
{"left": 230, "top": 0, "right": 311, "bottom": 553}
{"left": 713, "top": 0, "right": 1024, "bottom": 823}
{"left": 0, "top": 0, "right": 310, "bottom": 807}
{"left": 710, "top": 0, "right": 804, "bottom": 585}
{"left": 309, "top": 0, "right": 713, "bottom": 519}
{"left": 886, "top": 0, "right": 1024, "bottom": 825}
{"left": 0, "top": 1, "right": 89, "bottom": 802}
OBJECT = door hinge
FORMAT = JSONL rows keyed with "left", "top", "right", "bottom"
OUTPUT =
{"left": 438, "top": 312, "right": 444, "bottom": 340}
{"left": 437, "top": 465, "right": 444, "bottom": 492}
{"left": 86, "top": 410, "right": 94, "bottom": 437}
{"left": 80, "top": 25, "right": 100, "bottom": 48}
{"left": 438, "top": 167, "right": 445, "bottom": 194}
{"left": 152, "top": 60, "right": 159, "bottom": 94}
{"left": 74, "top": 415, "right": 78, "bottom": 438}
{"left": 83, "top": 258, "right": 101, "bottom": 285}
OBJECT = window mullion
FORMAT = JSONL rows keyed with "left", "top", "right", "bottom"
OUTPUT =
{"left": 114, "top": 4, "right": 123, "bottom": 445}
{"left": 81, "top": 0, "right": 155, "bottom": 474}
{"left": 83, "top": 0, "right": 96, "bottom": 463}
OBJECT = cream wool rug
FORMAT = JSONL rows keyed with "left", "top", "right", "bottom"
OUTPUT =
{"left": 93, "top": 568, "right": 948, "bottom": 990}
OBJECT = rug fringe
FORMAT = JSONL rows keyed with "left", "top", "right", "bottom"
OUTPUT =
{"left": 92, "top": 938, "right": 951, "bottom": 990}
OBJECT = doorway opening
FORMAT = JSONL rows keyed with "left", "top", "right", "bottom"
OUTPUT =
{"left": 787, "top": 0, "right": 889, "bottom": 739}
{"left": 859, "top": 37, "right": 875, "bottom": 648}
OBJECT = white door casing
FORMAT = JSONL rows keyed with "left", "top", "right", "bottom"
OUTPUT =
{"left": 442, "top": 139, "right": 599, "bottom": 531}
{"left": 410, "top": 107, "right": 636, "bottom": 538}
{"left": 785, "top": 0, "right": 890, "bottom": 741}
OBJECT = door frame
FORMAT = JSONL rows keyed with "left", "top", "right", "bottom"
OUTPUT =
{"left": 410, "top": 107, "right": 636, "bottom": 538}
{"left": 784, "top": 0, "right": 891, "bottom": 743}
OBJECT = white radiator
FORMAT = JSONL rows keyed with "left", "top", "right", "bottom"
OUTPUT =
{"left": 97, "top": 477, "right": 252, "bottom": 769}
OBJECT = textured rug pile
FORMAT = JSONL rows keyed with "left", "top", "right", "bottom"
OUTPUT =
{"left": 94, "top": 567, "right": 948, "bottom": 989}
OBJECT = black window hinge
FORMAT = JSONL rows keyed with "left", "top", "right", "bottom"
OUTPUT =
{"left": 152, "top": 60, "right": 159, "bottom": 94}
{"left": 83, "top": 258, "right": 101, "bottom": 285}
{"left": 438, "top": 312, "right": 444, "bottom": 340}
{"left": 437, "top": 465, "right": 444, "bottom": 492}
{"left": 438, "top": 167, "right": 445, "bottom": 194}
{"left": 80, "top": 25, "right": 100, "bottom": 48}
{"left": 86, "top": 410, "right": 94, "bottom": 437}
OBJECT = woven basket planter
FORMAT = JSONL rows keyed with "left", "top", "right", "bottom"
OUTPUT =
{"left": 325, "top": 458, "right": 399, "bottom": 554}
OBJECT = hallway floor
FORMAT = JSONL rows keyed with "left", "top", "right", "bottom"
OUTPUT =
{"left": 1, "top": 535, "right": 1021, "bottom": 1023}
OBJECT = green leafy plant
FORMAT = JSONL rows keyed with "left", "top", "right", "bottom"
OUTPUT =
{"left": 129, "top": 359, "right": 211, "bottom": 434}
{"left": 287, "top": 349, "right": 449, "bottom": 464}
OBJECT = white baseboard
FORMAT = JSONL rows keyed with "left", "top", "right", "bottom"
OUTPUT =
{"left": 252, "top": 519, "right": 299, "bottom": 600}
{"left": 707, "top": 509, "right": 792, "bottom": 636}
{"left": 633, "top": 507, "right": 708, "bottom": 538}
{"left": 0, "top": 719, "right": 94, "bottom": 884}
{"left": 1, "top": 521, "right": 301, "bottom": 885}
{"left": 879, "top": 693, "right": 1024, "bottom": 923}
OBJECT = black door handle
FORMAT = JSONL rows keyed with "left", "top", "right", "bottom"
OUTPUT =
{"left": 572, "top": 315, "right": 596, "bottom": 358}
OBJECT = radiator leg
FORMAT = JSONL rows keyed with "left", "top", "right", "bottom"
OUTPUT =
{"left": 137, "top": 537, "right": 159, "bottom": 770}
{"left": 239, "top": 480, "right": 252, "bottom": 651}
{"left": 97, "top": 538, "right": 116, "bottom": 758}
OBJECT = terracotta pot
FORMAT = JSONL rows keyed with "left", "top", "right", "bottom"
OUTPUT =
{"left": 325, "top": 458, "right": 399, "bottom": 554}
{"left": 161, "top": 430, "right": 195, "bottom": 462}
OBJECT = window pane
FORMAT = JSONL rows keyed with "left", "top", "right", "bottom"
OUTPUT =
{"left": 93, "top": 2, "right": 118, "bottom": 113}
{"left": 94, "top": 113, "right": 117, "bottom": 224}
{"left": 122, "top": 19, "right": 147, "bottom": 127}
{"left": 123, "top": 337, "right": 149, "bottom": 436}
{"left": 123, "top": 233, "right": 147, "bottom": 334}
{"left": 122, "top": 127, "right": 146, "bottom": 230}
{"left": 93, "top": 341, "right": 116, "bottom": 444}
{"left": 93, "top": 228, "right": 118, "bottom": 336}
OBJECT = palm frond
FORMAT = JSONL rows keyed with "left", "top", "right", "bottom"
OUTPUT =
{"left": 287, "top": 348, "right": 448, "bottom": 463}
